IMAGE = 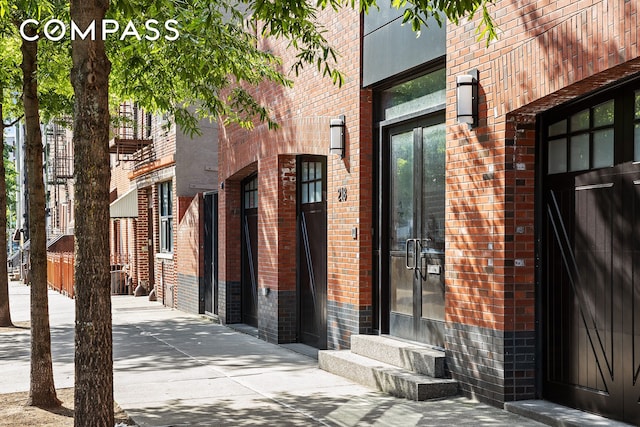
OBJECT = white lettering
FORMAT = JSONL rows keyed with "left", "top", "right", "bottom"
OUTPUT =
{"left": 144, "top": 19, "right": 160, "bottom": 41}
{"left": 19, "top": 18, "right": 179, "bottom": 42}
{"left": 19, "top": 19, "right": 39, "bottom": 41}
{"left": 44, "top": 19, "right": 66, "bottom": 41}
{"left": 101, "top": 19, "right": 119, "bottom": 40}
{"left": 70, "top": 20, "right": 96, "bottom": 40}
{"left": 120, "top": 20, "right": 141, "bottom": 40}
{"left": 164, "top": 19, "right": 179, "bottom": 41}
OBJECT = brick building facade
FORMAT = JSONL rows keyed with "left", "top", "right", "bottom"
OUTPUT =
{"left": 215, "top": 0, "right": 640, "bottom": 424}
{"left": 218, "top": 6, "right": 373, "bottom": 348}
{"left": 109, "top": 104, "right": 218, "bottom": 312}
{"left": 447, "top": 1, "right": 640, "bottom": 421}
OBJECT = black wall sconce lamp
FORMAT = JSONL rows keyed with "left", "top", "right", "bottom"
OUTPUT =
{"left": 456, "top": 69, "right": 478, "bottom": 128}
{"left": 330, "top": 115, "right": 345, "bottom": 158}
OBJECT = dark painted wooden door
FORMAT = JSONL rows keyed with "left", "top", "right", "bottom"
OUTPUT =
{"left": 203, "top": 192, "right": 218, "bottom": 315}
{"left": 298, "top": 157, "right": 327, "bottom": 349}
{"left": 242, "top": 175, "right": 259, "bottom": 327}
{"left": 544, "top": 163, "right": 640, "bottom": 424}
{"left": 387, "top": 118, "right": 446, "bottom": 346}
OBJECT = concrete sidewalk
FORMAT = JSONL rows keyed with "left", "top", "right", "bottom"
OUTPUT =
{"left": 1, "top": 281, "right": 545, "bottom": 426}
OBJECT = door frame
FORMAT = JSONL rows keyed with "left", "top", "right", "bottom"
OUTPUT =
{"left": 203, "top": 191, "right": 218, "bottom": 315}
{"left": 537, "top": 76, "right": 640, "bottom": 424}
{"left": 241, "top": 173, "right": 259, "bottom": 327}
{"left": 296, "top": 155, "right": 328, "bottom": 349}
{"left": 377, "top": 111, "right": 446, "bottom": 345}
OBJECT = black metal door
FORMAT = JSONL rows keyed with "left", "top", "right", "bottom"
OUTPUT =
{"left": 242, "top": 175, "right": 259, "bottom": 327}
{"left": 298, "top": 157, "right": 327, "bottom": 349}
{"left": 203, "top": 192, "right": 218, "bottom": 315}
{"left": 544, "top": 163, "right": 640, "bottom": 424}
{"left": 386, "top": 118, "right": 446, "bottom": 346}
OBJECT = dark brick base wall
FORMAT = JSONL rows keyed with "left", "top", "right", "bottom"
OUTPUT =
{"left": 219, "top": 280, "right": 241, "bottom": 324}
{"left": 176, "top": 273, "right": 203, "bottom": 314}
{"left": 327, "top": 300, "right": 373, "bottom": 350}
{"left": 446, "top": 322, "right": 536, "bottom": 407}
{"left": 258, "top": 289, "right": 296, "bottom": 344}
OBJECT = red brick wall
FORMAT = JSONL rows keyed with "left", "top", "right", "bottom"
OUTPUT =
{"left": 135, "top": 189, "right": 150, "bottom": 289}
{"left": 446, "top": 0, "right": 640, "bottom": 334}
{"left": 257, "top": 155, "right": 297, "bottom": 294}
{"left": 218, "top": 7, "right": 372, "bottom": 345}
{"left": 177, "top": 194, "right": 203, "bottom": 277}
{"left": 175, "top": 193, "right": 204, "bottom": 313}
{"left": 445, "top": 0, "right": 640, "bottom": 405}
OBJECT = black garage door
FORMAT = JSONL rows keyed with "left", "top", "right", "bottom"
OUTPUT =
{"left": 543, "top": 85, "right": 640, "bottom": 424}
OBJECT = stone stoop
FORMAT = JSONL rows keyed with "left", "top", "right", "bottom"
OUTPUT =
{"left": 318, "top": 335, "right": 457, "bottom": 401}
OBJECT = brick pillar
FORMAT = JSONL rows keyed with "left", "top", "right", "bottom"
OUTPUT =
{"left": 257, "top": 155, "right": 297, "bottom": 343}
{"left": 218, "top": 176, "right": 242, "bottom": 324}
{"left": 135, "top": 189, "right": 150, "bottom": 291}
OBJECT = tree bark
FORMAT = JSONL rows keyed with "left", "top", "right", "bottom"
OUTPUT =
{"left": 70, "top": 1, "right": 114, "bottom": 425}
{"left": 0, "top": 89, "right": 13, "bottom": 328}
{"left": 21, "top": 29, "right": 60, "bottom": 407}
{"left": 0, "top": 88, "right": 13, "bottom": 327}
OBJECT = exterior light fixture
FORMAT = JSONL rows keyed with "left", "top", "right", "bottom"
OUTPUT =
{"left": 456, "top": 69, "right": 478, "bottom": 128}
{"left": 330, "top": 115, "right": 345, "bottom": 158}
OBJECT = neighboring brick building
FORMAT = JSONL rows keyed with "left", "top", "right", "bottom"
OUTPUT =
{"left": 216, "top": 0, "right": 640, "bottom": 424}
{"left": 109, "top": 103, "right": 218, "bottom": 311}
{"left": 218, "top": 6, "right": 371, "bottom": 348}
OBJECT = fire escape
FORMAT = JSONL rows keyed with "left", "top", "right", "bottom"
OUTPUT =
{"left": 45, "top": 122, "right": 73, "bottom": 237}
{"left": 109, "top": 102, "right": 154, "bottom": 167}
{"left": 108, "top": 102, "right": 154, "bottom": 281}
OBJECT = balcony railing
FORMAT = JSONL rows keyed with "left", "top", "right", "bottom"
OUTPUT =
{"left": 109, "top": 102, "right": 153, "bottom": 163}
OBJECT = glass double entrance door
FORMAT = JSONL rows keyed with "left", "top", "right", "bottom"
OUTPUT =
{"left": 387, "top": 119, "right": 445, "bottom": 346}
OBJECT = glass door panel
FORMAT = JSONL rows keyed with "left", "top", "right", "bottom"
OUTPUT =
{"left": 390, "top": 130, "right": 415, "bottom": 316}
{"left": 387, "top": 119, "right": 446, "bottom": 345}
{"left": 420, "top": 123, "right": 446, "bottom": 323}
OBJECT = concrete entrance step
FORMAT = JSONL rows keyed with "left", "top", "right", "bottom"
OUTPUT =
{"left": 351, "top": 334, "right": 447, "bottom": 378}
{"left": 505, "top": 400, "right": 635, "bottom": 427}
{"left": 318, "top": 350, "right": 457, "bottom": 401}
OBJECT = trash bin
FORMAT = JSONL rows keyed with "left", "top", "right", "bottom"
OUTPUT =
{"left": 110, "top": 270, "right": 126, "bottom": 294}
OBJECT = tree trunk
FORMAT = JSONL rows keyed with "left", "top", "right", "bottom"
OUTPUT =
{"left": 21, "top": 30, "right": 60, "bottom": 408}
{"left": 0, "top": 90, "right": 13, "bottom": 328}
{"left": 70, "top": 1, "right": 114, "bottom": 425}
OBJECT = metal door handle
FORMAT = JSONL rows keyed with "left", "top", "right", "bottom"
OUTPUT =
{"left": 405, "top": 238, "right": 417, "bottom": 270}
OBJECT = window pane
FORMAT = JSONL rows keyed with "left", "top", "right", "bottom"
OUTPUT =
{"left": 570, "top": 134, "right": 589, "bottom": 171}
{"left": 548, "top": 119, "right": 567, "bottom": 137}
{"left": 593, "top": 100, "right": 614, "bottom": 127}
{"left": 302, "top": 183, "right": 308, "bottom": 204}
{"left": 380, "top": 68, "right": 446, "bottom": 121}
{"left": 548, "top": 138, "right": 567, "bottom": 174}
{"left": 315, "top": 162, "right": 322, "bottom": 180}
{"left": 302, "top": 162, "right": 308, "bottom": 182}
{"left": 636, "top": 91, "right": 640, "bottom": 119}
{"left": 391, "top": 130, "right": 414, "bottom": 250}
{"left": 314, "top": 181, "right": 321, "bottom": 202}
{"left": 244, "top": 192, "right": 249, "bottom": 208}
{"left": 593, "top": 129, "right": 614, "bottom": 168}
{"left": 635, "top": 124, "right": 640, "bottom": 161}
{"left": 571, "top": 109, "right": 589, "bottom": 131}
